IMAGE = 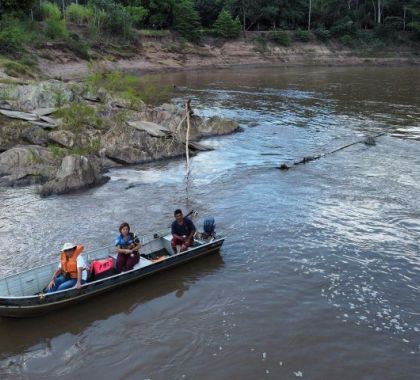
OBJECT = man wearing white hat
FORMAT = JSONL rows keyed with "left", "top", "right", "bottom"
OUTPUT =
{"left": 47, "top": 243, "right": 86, "bottom": 293}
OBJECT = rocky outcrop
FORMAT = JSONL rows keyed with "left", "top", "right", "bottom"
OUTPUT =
{"left": 39, "top": 154, "right": 109, "bottom": 196}
{"left": 7, "top": 80, "right": 77, "bottom": 112}
{"left": 0, "top": 145, "right": 58, "bottom": 186}
{"left": 101, "top": 124, "right": 185, "bottom": 164}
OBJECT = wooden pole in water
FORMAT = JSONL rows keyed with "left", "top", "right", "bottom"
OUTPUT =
{"left": 185, "top": 99, "right": 192, "bottom": 177}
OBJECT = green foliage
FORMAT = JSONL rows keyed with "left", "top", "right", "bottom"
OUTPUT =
{"left": 173, "top": 0, "right": 201, "bottom": 42}
{"left": 294, "top": 29, "right": 311, "bottom": 42}
{"left": 66, "top": 35, "right": 90, "bottom": 60}
{"left": 0, "top": 0, "right": 35, "bottom": 13}
{"left": 136, "top": 77, "right": 170, "bottom": 105}
{"left": 330, "top": 16, "right": 357, "bottom": 37}
{"left": 65, "top": 4, "right": 93, "bottom": 25}
{"left": 88, "top": 0, "right": 133, "bottom": 40}
{"left": 213, "top": 9, "right": 241, "bottom": 38}
{"left": 252, "top": 35, "right": 267, "bottom": 53}
{"left": 3, "top": 60, "right": 35, "bottom": 78}
{"left": 48, "top": 144, "right": 66, "bottom": 159}
{"left": 127, "top": 6, "right": 149, "bottom": 28}
{"left": 269, "top": 30, "right": 291, "bottom": 46}
{"left": 340, "top": 34, "right": 355, "bottom": 47}
{"left": 41, "top": 2, "right": 62, "bottom": 20}
{"left": 71, "top": 138, "right": 101, "bottom": 156}
{"left": 55, "top": 103, "right": 104, "bottom": 131}
{"left": 45, "top": 18, "right": 69, "bottom": 39}
{"left": 314, "top": 27, "right": 331, "bottom": 42}
{"left": 0, "top": 16, "right": 32, "bottom": 55}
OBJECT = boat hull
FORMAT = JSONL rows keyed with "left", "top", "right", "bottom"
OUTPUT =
{"left": 0, "top": 238, "right": 224, "bottom": 318}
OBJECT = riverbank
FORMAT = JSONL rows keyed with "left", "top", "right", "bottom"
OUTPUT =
{"left": 1, "top": 32, "right": 419, "bottom": 82}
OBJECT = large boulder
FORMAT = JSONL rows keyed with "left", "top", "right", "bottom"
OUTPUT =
{"left": 0, "top": 145, "right": 58, "bottom": 186}
{"left": 197, "top": 116, "right": 241, "bottom": 137}
{"left": 101, "top": 124, "right": 185, "bottom": 164}
{"left": 8, "top": 80, "right": 77, "bottom": 112}
{"left": 39, "top": 154, "right": 109, "bottom": 196}
{"left": 48, "top": 130, "right": 75, "bottom": 148}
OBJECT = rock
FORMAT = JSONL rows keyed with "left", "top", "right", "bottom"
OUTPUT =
{"left": 8, "top": 80, "right": 76, "bottom": 111}
{"left": 197, "top": 116, "right": 241, "bottom": 137}
{"left": 365, "top": 136, "right": 376, "bottom": 146}
{"left": 101, "top": 124, "right": 184, "bottom": 164}
{"left": 0, "top": 109, "right": 38, "bottom": 121}
{"left": 279, "top": 163, "right": 290, "bottom": 170}
{"left": 0, "top": 121, "right": 30, "bottom": 152}
{"left": 127, "top": 120, "right": 171, "bottom": 138}
{"left": 0, "top": 145, "right": 57, "bottom": 186}
{"left": 39, "top": 154, "right": 109, "bottom": 196}
{"left": 32, "top": 107, "right": 57, "bottom": 117}
{"left": 21, "top": 126, "right": 49, "bottom": 146}
{"left": 48, "top": 130, "right": 75, "bottom": 148}
{"left": 248, "top": 121, "right": 258, "bottom": 128}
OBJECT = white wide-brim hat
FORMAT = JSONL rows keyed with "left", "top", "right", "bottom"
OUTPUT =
{"left": 62, "top": 242, "right": 76, "bottom": 251}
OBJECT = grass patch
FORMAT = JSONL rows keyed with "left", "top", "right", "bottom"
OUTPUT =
{"left": 55, "top": 103, "right": 105, "bottom": 131}
{"left": 139, "top": 29, "right": 171, "bottom": 37}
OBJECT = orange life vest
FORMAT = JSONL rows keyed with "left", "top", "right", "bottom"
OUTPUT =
{"left": 60, "top": 245, "right": 84, "bottom": 279}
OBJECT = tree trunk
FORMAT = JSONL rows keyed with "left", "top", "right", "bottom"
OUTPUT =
{"left": 372, "top": 0, "right": 377, "bottom": 24}
{"left": 403, "top": 5, "right": 407, "bottom": 31}
{"left": 308, "top": 0, "right": 312, "bottom": 31}
{"left": 377, "top": 0, "right": 381, "bottom": 24}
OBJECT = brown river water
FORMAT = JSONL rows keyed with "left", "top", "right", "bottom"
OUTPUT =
{"left": 0, "top": 66, "right": 420, "bottom": 379}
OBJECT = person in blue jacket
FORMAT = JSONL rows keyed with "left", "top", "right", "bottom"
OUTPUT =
{"left": 115, "top": 222, "right": 141, "bottom": 273}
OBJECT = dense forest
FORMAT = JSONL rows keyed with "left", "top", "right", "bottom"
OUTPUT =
{"left": 0, "top": 0, "right": 419, "bottom": 60}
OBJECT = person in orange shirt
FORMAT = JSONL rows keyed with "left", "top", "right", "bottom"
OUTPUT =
{"left": 47, "top": 243, "right": 86, "bottom": 293}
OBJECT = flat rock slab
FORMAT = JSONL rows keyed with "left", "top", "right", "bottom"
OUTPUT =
{"left": 29, "top": 121, "right": 58, "bottom": 129}
{"left": 127, "top": 120, "right": 171, "bottom": 138}
{"left": 188, "top": 141, "right": 213, "bottom": 151}
{"left": 32, "top": 107, "right": 57, "bottom": 116}
{"left": 0, "top": 109, "right": 38, "bottom": 121}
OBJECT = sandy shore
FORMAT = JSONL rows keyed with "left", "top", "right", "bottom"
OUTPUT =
{"left": 39, "top": 38, "right": 420, "bottom": 81}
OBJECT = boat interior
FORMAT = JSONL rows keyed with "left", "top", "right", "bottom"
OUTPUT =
{"left": 0, "top": 233, "right": 216, "bottom": 298}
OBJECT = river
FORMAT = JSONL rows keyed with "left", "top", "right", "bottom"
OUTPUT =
{"left": 0, "top": 66, "right": 420, "bottom": 379}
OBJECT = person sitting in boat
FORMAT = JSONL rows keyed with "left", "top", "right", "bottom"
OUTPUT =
{"left": 115, "top": 222, "right": 141, "bottom": 273}
{"left": 171, "top": 209, "right": 196, "bottom": 254}
{"left": 47, "top": 243, "right": 86, "bottom": 293}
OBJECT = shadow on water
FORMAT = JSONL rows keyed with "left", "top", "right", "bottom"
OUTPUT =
{"left": 0, "top": 253, "right": 224, "bottom": 360}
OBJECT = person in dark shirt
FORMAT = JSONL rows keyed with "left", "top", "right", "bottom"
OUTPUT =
{"left": 171, "top": 209, "right": 196, "bottom": 253}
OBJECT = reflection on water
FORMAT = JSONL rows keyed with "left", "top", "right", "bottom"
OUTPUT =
{"left": 0, "top": 66, "right": 420, "bottom": 379}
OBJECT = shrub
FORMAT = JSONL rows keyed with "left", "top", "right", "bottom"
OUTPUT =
{"left": 314, "top": 27, "right": 331, "bottom": 42}
{"left": 41, "top": 1, "right": 61, "bottom": 20}
{"left": 213, "top": 9, "right": 241, "bottom": 39}
{"left": 330, "top": 16, "right": 357, "bottom": 37}
{"left": 66, "top": 36, "right": 90, "bottom": 60}
{"left": 127, "top": 6, "right": 148, "bottom": 29}
{"left": 0, "top": 16, "right": 31, "bottom": 54}
{"left": 253, "top": 35, "right": 267, "bottom": 53}
{"left": 269, "top": 30, "right": 291, "bottom": 46}
{"left": 45, "top": 18, "right": 69, "bottom": 39}
{"left": 55, "top": 103, "right": 103, "bottom": 131}
{"left": 88, "top": 0, "right": 133, "bottom": 40}
{"left": 295, "top": 29, "right": 311, "bottom": 42}
{"left": 340, "top": 34, "right": 355, "bottom": 47}
{"left": 65, "top": 4, "right": 93, "bottom": 25}
{"left": 3, "top": 61, "right": 34, "bottom": 78}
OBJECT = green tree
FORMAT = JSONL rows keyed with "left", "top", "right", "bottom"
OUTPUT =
{"left": 173, "top": 0, "right": 201, "bottom": 41}
{"left": 194, "top": 0, "right": 225, "bottom": 27}
{"left": 0, "top": 0, "right": 35, "bottom": 13}
{"left": 213, "top": 9, "right": 241, "bottom": 38}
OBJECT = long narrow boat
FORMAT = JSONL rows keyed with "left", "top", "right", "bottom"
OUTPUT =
{"left": 0, "top": 232, "right": 224, "bottom": 318}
